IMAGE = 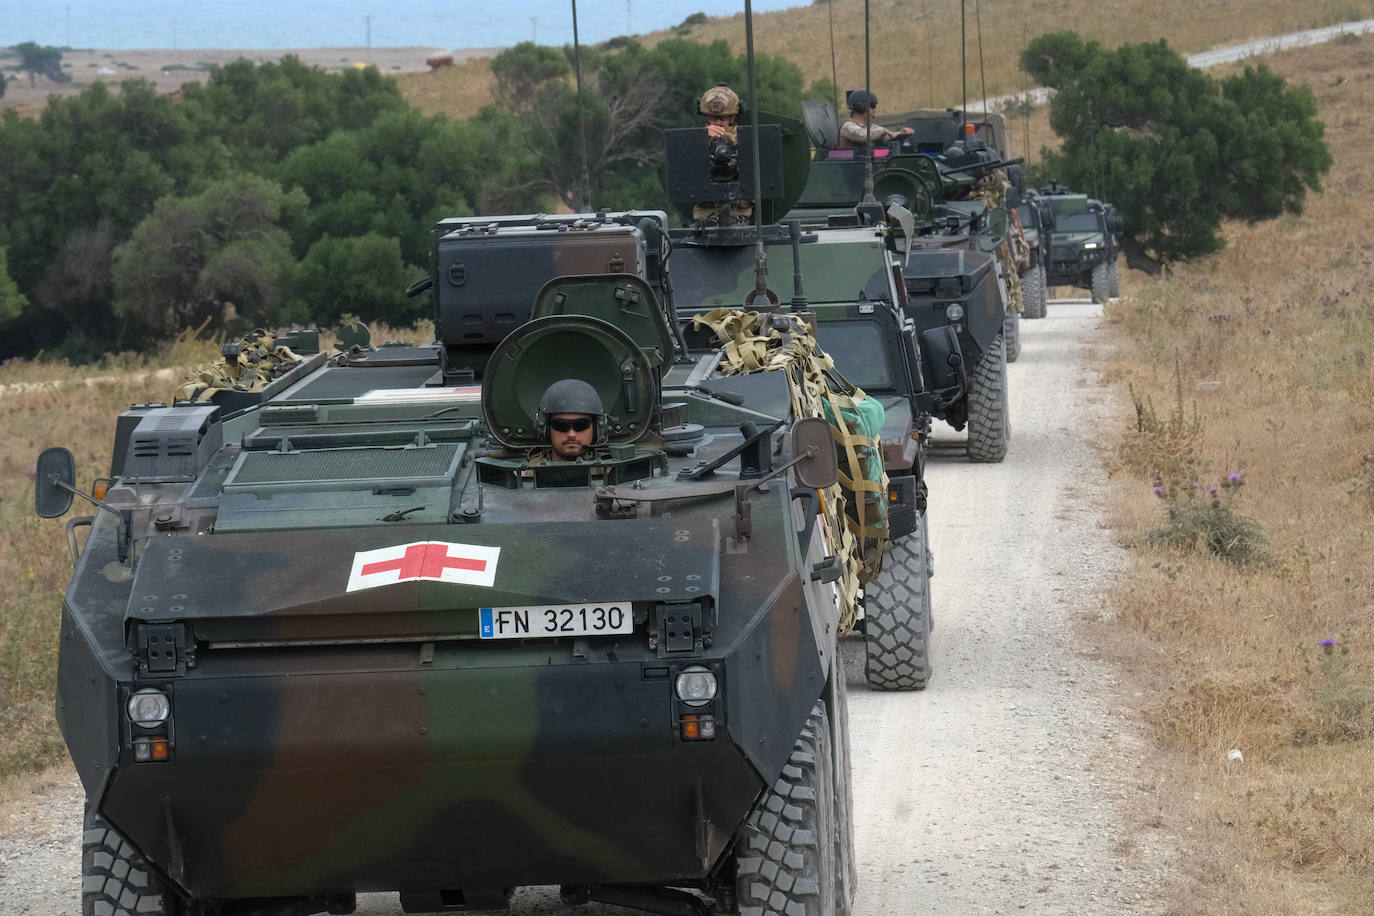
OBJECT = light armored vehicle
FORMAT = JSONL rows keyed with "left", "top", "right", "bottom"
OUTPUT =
{"left": 661, "top": 110, "right": 958, "bottom": 689}
{"left": 1010, "top": 186, "right": 1053, "bottom": 319}
{"left": 1038, "top": 183, "right": 1123, "bottom": 304}
{"left": 790, "top": 101, "right": 1016, "bottom": 461}
{"left": 35, "top": 255, "right": 869, "bottom": 914}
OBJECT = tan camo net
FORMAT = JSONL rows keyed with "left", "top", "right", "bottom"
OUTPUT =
{"left": 175, "top": 329, "right": 305, "bottom": 402}
{"left": 692, "top": 307, "right": 889, "bottom": 634}
{"left": 969, "top": 172, "right": 1028, "bottom": 314}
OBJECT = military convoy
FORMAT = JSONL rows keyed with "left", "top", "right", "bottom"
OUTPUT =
{"left": 29, "top": 61, "right": 1055, "bottom": 915}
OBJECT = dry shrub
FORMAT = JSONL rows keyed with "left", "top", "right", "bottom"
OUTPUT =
{"left": 1117, "top": 361, "right": 1204, "bottom": 481}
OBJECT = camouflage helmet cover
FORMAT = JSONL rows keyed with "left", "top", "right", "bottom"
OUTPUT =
{"left": 699, "top": 85, "right": 740, "bottom": 116}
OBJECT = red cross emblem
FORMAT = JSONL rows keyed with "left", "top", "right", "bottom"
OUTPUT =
{"left": 347, "top": 541, "right": 500, "bottom": 592}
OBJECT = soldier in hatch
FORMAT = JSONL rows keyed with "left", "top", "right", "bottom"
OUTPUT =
{"left": 836, "top": 89, "right": 914, "bottom": 150}
{"left": 692, "top": 84, "right": 754, "bottom": 227}
{"left": 537, "top": 379, "right": 607, "bottom": 462}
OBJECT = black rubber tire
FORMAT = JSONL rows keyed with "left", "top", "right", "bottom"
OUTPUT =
{"left": 1022, "top": 263, "right": 1047, "bottom": 319}
{"left": 1002, "top": 308, "right": 1021, "bottom": 362}
{"left": 862, "top": 516, "right": 933, "bottom": 690}
{"left": 1091, "top": 261, "right": 1111, "bottom": 304}
{"left": 736, "top": 702, "right": 839, "bottom": 916}
{"left": 83, "top": 810, "right": 175, "bottom": 916}
{"left": 1107, "top": 260, "right": 1121, "bottom": 298}
{"left": 965, "top": 332, "right": 1010, "bottom": 463}
{"left": 830, "top": 656, "right": 856, "bottom": 915}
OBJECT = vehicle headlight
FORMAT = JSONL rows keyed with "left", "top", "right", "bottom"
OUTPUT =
{"left": 675, "top": 666, "right": 718, "bottom": 707}
{"left": 127, "top": 689, "right": 170, "bottom": 726}
{"left": 944, "top": 303, "right": 965, "bottom": 321}
{"left": 1083, "top": 241, "right": 1099, "bottom": 249}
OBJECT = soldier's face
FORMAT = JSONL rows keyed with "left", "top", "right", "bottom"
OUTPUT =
{"left": 549, "top": 413, "right": 595, "bottom": 460}
{"left": 706, "top": 114, "right": 732, "bottom": 129}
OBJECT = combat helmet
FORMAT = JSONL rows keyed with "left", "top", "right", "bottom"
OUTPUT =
{"left": 699, "top": 85, "right": 740, "bottom": 117}
{"left": 535, "top": 378, "right": 609, "bottom": 445}
{"left": 846, "top": 89, "right": 878, "bottom": 114}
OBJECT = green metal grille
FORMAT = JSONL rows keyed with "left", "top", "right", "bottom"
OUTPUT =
{"left": 229, "top": 445, "right": 460, "bottom": 485}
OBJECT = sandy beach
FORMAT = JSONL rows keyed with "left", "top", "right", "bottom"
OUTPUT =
{"left": 0, "top": 45, "right": 499, "bottom": 113}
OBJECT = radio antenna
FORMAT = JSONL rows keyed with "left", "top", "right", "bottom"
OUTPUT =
{"left": 571, "top": 0, "right": 592, "bottom": 212}
{"left": 744, "top": 0, "right": 775, "bottom": 308}
{"left": 960, "top": 0, "right": 968, "bottom": 123}
{"left": 976, "top": 0, "right": 988, "bottom": 124}
{"left": 827, "top": 0, "right": 840, "bottom": 115}
{"left": 860, "top": 0, "right": 876, "bottom": 205}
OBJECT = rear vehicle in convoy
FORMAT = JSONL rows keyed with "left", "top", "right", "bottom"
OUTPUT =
{"left": 1038, "top": 184, "right": 1123, "bottom": 304}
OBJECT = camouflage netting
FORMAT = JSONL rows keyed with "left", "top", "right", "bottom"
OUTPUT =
{"left": 969, "top": 172, "right": 1027, "bottom": 314}
{"left": 175, "top": 329, "right": 305, "bottom": 402}
{"left": 691, "top": 307, "right": 890, "bottom": 634}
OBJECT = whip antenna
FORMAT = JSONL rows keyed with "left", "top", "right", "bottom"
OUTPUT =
{"left": 976, "top": 0, "right": 987, "bottom": 123}
{"left": 744, "top": 0, "right": 775, "bottom": 308}
{"left": 827, "top": 0, "right": 840, "bottom": 115}
{"left": 1022, "top": 42, "right": 1031, "bottom": 164}
{"left": 571, "top": 0, "right": 592, "bottom": 212}
{"left": 860, "top": 0, "right": 876, "bottom": 204}
{"left": 960, "top": 0, "right": 968, "bottom": 122}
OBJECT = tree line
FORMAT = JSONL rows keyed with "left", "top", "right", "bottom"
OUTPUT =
{"left": 1021, "top": 32, "right": 1331, "bottom": 272}
{"left": 0, "top": 39, "right": 821, "bottom": 360}
{"left": 0, "top": 32, "right": 1331, "bottom": 359}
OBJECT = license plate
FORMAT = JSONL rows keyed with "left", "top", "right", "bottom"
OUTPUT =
{"left": 478, "top": 603, "right": 634, "bottom": 640}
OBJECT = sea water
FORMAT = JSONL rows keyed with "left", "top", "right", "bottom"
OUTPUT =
{"left": 6, "top": 0, "right": 802, "bottom": 51}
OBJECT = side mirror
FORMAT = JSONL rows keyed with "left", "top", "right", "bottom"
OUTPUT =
{"left": 35, "top": 448, "right": 77, "bottom": 518}
{"left": 791, "top": 417, "right": 840, "bottom": 490}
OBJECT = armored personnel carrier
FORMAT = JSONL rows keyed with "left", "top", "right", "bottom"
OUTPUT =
{"left": 1011, "top": 186, "right": 1052, "bottom": 319}
{"left": 35, "top": 263, "right": 872, "bottom": 914}
{"left": 1038, "top": 183, "right": 1123, "bottom": 304}
{"left": 661, "top": 111, "right": 958, "bottom": 690}
{"left": 790, "top": 101, "right": 1016, "bottom": 461}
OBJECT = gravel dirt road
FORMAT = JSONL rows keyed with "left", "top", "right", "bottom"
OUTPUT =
{"left": 0, "top": 301, "right": 1181, "bottom": 914}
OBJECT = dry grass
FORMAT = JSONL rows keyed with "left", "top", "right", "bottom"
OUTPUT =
{"left": 395, "top": 0, "right": 1374, "bottom": 122}
{"left": 393, "top": 56, "right": 500, "bottom": 122}
{"left": 1092, "top": 32, "right": 1374, "bottom": 914}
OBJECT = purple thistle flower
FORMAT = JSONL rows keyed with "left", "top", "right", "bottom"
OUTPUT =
{"left": 1153, "top": 486, "right": 1164, "bottom": 497}
{"left": 1228, "top": 473, "right": 1242, "bottom": 484}
{"left": 1208, "top": 487, "right": 1218, "bottom": 496}
{"left": 1320, "top": 638, "right": 1336, "bottom": 655}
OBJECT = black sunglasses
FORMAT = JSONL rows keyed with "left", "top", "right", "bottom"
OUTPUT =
{"left": 550, "top": 417, "right": 593, "bottom": 433}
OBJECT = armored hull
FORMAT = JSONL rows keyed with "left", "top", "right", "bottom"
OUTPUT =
{"left": 45, "top": 296, "right": 854, "bottom": 915}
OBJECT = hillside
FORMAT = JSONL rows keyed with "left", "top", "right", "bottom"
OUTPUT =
{"left": 396, "top": 0, "right": 1374, "bottom": 120}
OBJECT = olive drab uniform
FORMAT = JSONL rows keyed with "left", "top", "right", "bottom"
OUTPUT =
{"left": 693, "top": 85, "right": 754, "bottom": 227}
